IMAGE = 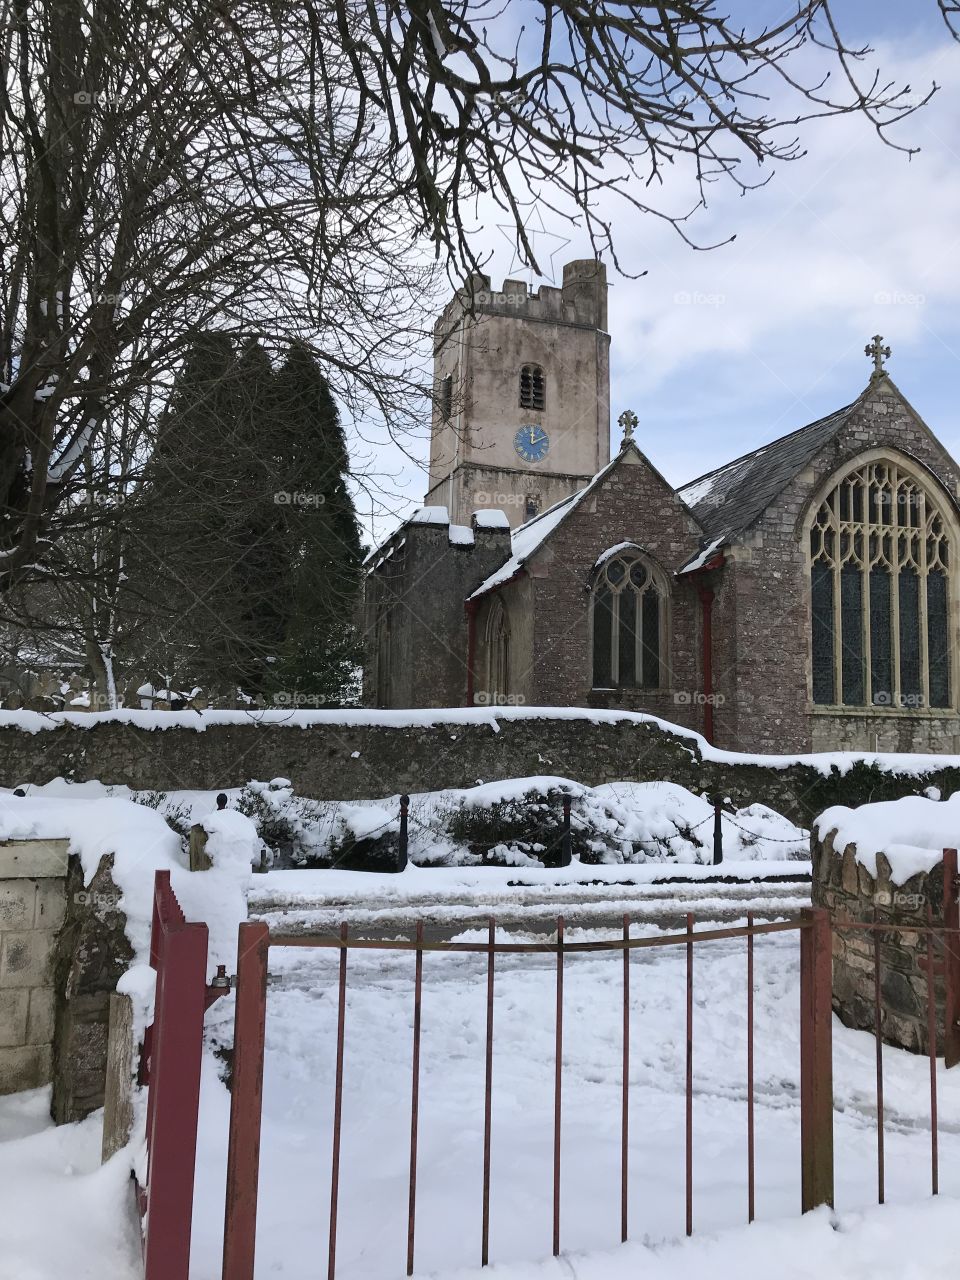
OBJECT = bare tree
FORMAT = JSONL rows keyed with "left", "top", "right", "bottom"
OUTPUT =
{"left": 0, "top": 0, "right": 955, "bottom": 597}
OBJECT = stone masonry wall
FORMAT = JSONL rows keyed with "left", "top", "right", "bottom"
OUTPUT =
{"left": 52, "top": 854, "right": 133, "bottom": 1122}
{"left": 727, "top": 379, "right": 960, "bottom": 755}
{"left": 812, "top": 829, "right": 947, "bottom": 1053}
{"left": 0, "top": 839, "right": 68, "bottom": 1094}
{"left": 5, "top": 709, "right": 960, "bottom": 829}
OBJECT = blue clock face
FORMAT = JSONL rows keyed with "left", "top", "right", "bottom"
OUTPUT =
{"left": 514, "top": 424, "right": 550, "bottom": 463}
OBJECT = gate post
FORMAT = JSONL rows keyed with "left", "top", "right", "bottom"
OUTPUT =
{"left": 223, "top": 921, "right": 270, "bottom": 1280}
{"left": 799, "top": 907, "right": 834, "bottom": 1212}
{"left": 143, "top": 918, "right": 209, "bottom": 1280}
{"left": 942, "top": 849, "right": 960, "bottom": 1069}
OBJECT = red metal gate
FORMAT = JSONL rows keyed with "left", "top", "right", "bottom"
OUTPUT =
{"left": 138, "top": 871, "right": 226, "bottom": 1280}
{"left": 220, "top": 908, "right": 837, "bottom": 1280}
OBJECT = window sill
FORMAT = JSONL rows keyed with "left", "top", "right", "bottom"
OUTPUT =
{"left": 809, "top": 704, "right": 957, "bottom": 718}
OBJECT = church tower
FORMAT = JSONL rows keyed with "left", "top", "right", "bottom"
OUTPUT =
{"left": 424, "top": 260, "right": 611, "bottom": 528}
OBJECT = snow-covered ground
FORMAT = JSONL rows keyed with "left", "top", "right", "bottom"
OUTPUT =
{"left": 184, "top": 921, "right": 960, "bottom": 1280}
{"left": 3, "top": 779, "right": 957, "bottom": 1280}
{"left": 3, "top": 914, "right": 958, "bottom": 1280}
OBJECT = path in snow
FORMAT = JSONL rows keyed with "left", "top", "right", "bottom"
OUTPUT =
{"left": 250, "top": 873, "right": 812, "bottom": 937}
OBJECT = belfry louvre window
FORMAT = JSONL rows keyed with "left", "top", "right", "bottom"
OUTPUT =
{"left": 809, "top": 460, "right": 952, "bottom": 710}
{"left": 519, "top": 364, "right": 545, "bottom": 410}
{"left": 592, "top": 554, "right": 663, "bottom": 689}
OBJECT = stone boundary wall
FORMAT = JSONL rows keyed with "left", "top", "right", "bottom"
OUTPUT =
{"left": 812, "top": 830, "right": 946, "bottom": 1053}
{"left": 3, "top": 709, "right": 960, "bottom": 828}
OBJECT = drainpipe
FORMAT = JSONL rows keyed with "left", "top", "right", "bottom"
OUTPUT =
{"left": 465, "top": 597, "right": 479, "bottom": 706}
{"left": 697, "top": 583, "right": 716, "bottom": 745}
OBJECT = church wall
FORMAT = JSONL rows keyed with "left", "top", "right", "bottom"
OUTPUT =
{"left": 725, "top": 380, "right": 960, "bottom": 754}
{"left": 426, "top": 262, "right": 611, "bottom": 528}
{"left": 703, "top": 562, "right": 740, "bottom": 750}
{"left": 514, "top": 453, "right": 705, "bottom": 733}
{"left": 362, "top": 517, "right": 512, "bottom": 709}
{"left": 472, "top": 577, "right": 535, "bottom": 707}
{"left": 425, "top": 462, "right": 595, "bottom": 530}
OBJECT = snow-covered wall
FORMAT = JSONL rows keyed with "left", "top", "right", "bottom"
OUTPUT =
{"left": 812, "top": 800, "right": 955, "bottom": 1054}
{"left": 2, "top": 707, "right": 960, "bottom": 826}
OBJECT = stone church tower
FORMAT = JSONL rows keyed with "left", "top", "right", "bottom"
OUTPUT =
{"left": 424, "top": 260, "right": 611, "bottom": 527}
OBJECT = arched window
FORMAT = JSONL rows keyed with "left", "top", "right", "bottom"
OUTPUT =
{"left": 519, "top": 364, "right": 545, "bottom": 410}
{"left": 592, "top": 552, "right": 664, "bottom": 689}
{"left": 438, "top": 374, "right": 453, "bottom": 422}
{"left": 486, "top": 598, "right": 510, "bottom": 700}
{"left": 809, "top": 458, "right": 953, "bottom": 709}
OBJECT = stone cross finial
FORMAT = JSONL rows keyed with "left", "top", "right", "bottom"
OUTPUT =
{"left": 865, "top": 334, "right": 891, "bottom": 381}
{"left": 618, "top": 409, "right": 638, "bottom": 448}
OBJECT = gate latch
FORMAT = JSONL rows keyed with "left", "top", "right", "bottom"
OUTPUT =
{"left": 204, "top": 964, "right": 234, "bottom": 1010}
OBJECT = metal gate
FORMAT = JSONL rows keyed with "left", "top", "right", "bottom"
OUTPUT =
{"left": 220, "top": 909, "right": 837, "bottom": 1280}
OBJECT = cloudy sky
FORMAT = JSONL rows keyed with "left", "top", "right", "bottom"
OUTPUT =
{"left": 359, "top": 3, "right": 960, "bottom": 544}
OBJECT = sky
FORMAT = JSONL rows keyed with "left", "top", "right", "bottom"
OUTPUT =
{"left": 358, "top": 3, "right": 960, "bottom": 545}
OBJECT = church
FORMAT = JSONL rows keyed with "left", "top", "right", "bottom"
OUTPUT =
{"left": 362, "top": 260, "right": 960, "bottom": 756}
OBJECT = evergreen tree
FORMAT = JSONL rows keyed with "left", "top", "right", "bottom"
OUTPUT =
{"left": 130, "top": 334, "right": 363, "bottom": 702}
{"left": 267, "top": 343, "right": 363, "bottom": 702}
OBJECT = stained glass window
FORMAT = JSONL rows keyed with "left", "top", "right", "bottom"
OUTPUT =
{"left": 592, "top": 553, "right": 663, "bottom": 688}
{"left": 809, "top": 460, "right": 952, "bottom": 710}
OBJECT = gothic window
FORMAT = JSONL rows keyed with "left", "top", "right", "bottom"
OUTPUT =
{"left": 592, "top": 552, "right": 664, "bottom": 689}
{"left": 525, "top": 493, "right": 541, "bottom": 521}
{"left": 486, "top": 598, "right": 510, "bottom": 700}
{"left": 519, "top": 364, "right": 545, "bottom": 410}
{"left": 809, "top": 460, "right": 953, "bottom": 710}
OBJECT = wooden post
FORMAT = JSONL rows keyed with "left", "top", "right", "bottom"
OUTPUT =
{"left": 189, "top": 824, "right": 212, "bottom": 871}
{"left": 102, "top": 993, "right": 135, "bottom": 1162}
{"left": 799, "top": 908, "right": 834, "bottom": 1212}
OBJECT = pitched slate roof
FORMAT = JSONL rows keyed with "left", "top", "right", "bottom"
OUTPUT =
{"left": 677, "top": 399, "right": 860, "bottom": 548}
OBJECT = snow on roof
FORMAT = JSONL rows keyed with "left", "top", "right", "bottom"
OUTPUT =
{"left": 448, "top": 523, "right": 474, "bottom": 546}
{"left": 472, "top": 509, "right": 510, "bottom": 529}
{"left": 410, "top": 505, "right": 449, "bottom": 525}
{"left": 594, "top": 541, "right": 643, "bottom": 570}
{"left": 469, "top": 452, "right": 630, "bottom": 599}
{"left": 678, "top": 536, "right": 726, "bottom": 575}
{"left": 814, "top": 793, "right": 960, "bottom": 885}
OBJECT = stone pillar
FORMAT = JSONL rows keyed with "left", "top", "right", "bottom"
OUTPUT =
{"left": 52, "top": 854, "right": 133, "bottom": 1123}
{"left": 813, "top": 828, "right": 946, "bottom": 1053}
{"left": 0, "top": 839, "right": 68, "bottom": 1094}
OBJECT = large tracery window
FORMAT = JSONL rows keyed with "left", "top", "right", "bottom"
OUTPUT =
{"left": 592, "top": 552, "right": 664, "bottom": 689}
{"left": 809, "top": 460, "right": 953, "bottom": 710}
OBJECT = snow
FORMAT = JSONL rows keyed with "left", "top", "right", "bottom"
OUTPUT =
{"left": 678, "top": 535, "right": 726, "bottom": 574}
{"left": 184, "top": 920, "right": 960, "bottom": 1279}
{"left": 0, "top": 1088, "right": 140, "bottom": 1278}
{"left": 473, "top": 509, "right": 510, "bottom": 529}
{"left": 814, "top": 792, "right": 960, "bottom": 884}
{"left": 470, "top": 493, "right": 580, "bottom": 597}
{"left": 1, "top": 704, "right": 954, "bottom": 780}
{"left": 676, "top": 472, "right": 721, "bottom": 508}
{"left": 411, "top": 505, "right": 450, "bottom": 525}
{"left": 201, "top": 807, "right": 260, "bottom": 876}
{"left": 448, "top": 523, "right": 475, "bottom": 546}
{"left": 0, "top": 794, "right": 249, "bottom": 973}
{"left": 593, "top": 541, "right": 643, "bottom": 569}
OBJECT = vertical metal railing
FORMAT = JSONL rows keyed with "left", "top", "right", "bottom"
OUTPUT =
{"left": 216, "top": 906, "right": 960, "bottom": 1279}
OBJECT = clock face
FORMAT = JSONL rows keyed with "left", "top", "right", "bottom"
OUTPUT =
{"left": 514, "top": 424, "right": 550, "bottom": 463}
